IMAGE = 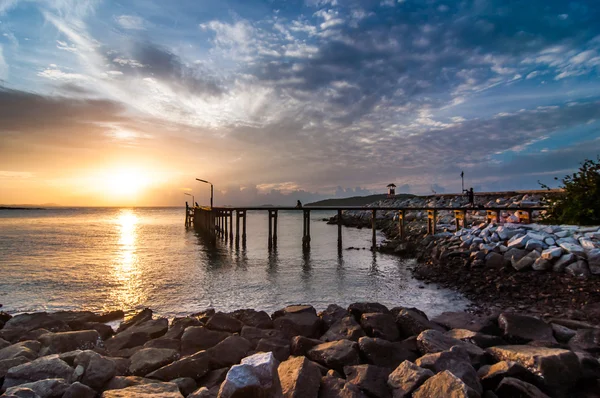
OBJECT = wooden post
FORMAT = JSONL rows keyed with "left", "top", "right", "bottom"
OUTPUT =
{"left": 235, "top": 210, "right": 240, "bottom": 247}
{"left": 224, "top": 211, "right": 228, "bottom": 240}
{"left": 268, "top": 210, "right": 273, "bottom": 249}
{"left": 398, "top": 210, "right": 405, "bottom": 240}
{"left": 273, "top": 210, "right": 278, "bottom": 247}
{"left": 427, "top": 210, "right": 437, "bottom": 235}
{"left": 337, "top": 209, "right": 342, "bottom": 251}
{"left": 242, "top": 210, "right": 247, "bottom": 243}
{"left": 302, "top": 209, "right": 311, "bottom": 249}
{"left": 371, "top": 209, "right": 377, "bottom": 250}
{"left": 455, "top": 210, "right": 466, "bottom": 230}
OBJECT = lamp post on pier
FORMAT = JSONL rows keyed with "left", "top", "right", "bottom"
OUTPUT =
{"left": 196, "top": 178, "right": 214, "bottom": 209}
{"left": 184, "top": 192, "right": 194, "bottom": 206}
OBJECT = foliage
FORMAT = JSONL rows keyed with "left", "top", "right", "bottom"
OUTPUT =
{"left": 540, "top": 157, "right": 600, "bottom": 225}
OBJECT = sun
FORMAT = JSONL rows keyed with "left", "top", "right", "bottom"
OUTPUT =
{"left": 104, "top": 168, "right": 151, "bottom": 199}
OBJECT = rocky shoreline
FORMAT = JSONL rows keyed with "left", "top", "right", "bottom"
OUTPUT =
{"left": 0, "top": 304, "right": 599, "bottom": 397}
{"left": 328, "top": 192, "right": 600, "bottom": 322}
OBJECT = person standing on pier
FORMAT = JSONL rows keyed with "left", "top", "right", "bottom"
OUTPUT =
{"left": 465, "top": 187, "right": 475, "bottom": 208}
{"left": 295, "top": 200, "right": 303, "bottom": 208}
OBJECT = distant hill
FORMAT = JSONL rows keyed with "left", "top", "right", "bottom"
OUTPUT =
{"left": 306, "top": 193, "right": 414, "bottom": 207}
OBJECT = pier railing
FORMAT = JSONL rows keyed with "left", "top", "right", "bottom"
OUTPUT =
{"left": 188, "top": 205, "right": 547, "bottom": 251}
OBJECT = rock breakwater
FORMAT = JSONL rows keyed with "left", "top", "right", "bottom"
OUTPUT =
{"left": 0, "top": 304, "right": 599, "bottom": 397}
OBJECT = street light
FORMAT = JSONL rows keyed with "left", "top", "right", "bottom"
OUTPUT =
{"left": 184, "top": 192, "right": 194, "bottom": 206}
{"left": 196, "top": 178, "right": 213, "bottom": 209}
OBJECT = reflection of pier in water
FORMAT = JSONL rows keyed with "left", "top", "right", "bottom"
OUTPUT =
{"left": 187, "top": 205, "right": 547, "bottom": 251}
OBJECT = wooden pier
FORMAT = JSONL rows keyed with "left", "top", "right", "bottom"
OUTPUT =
{"left": 189, "top": 205, "right": 547, "bottom": 251}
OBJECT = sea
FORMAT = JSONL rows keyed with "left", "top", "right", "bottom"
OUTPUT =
{"left": 0, "top": 207, "right": 469, "bottom": 318}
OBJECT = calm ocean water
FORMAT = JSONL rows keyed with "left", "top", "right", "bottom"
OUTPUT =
{"left": 0, "top": 207, "right": 468, "bottom": 317}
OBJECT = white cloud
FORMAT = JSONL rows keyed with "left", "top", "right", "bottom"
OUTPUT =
{"left": 115, "top": 15, "right": 146, "bottom": 30}
{"left": 37, "top": 68, "right": 88, "bottom": 81}
{"left": 0, "top": 45, "right": 7, "bottom": 80}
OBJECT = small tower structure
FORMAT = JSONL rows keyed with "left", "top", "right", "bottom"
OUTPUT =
{"left": 387, "top": 183, "right": 396, "bottom": 197}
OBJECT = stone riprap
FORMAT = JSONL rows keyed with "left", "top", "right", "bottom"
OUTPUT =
{"left": 0, "top": 305, "right": 598, "bottom": 397}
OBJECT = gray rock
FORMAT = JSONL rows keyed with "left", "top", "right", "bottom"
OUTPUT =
{"left": 277, "top": 356, "right": 321, "bottom": 398}
{"left": 205, "top": 335, "right": 253, "bottom": 368}
{"left": 540, "top": 247, "right": 562, "bottom": 260}
{"left": 507, "top": 234, "right": 530, "bottom": 249}
{"left": 319, "top": 305, "right": 348, "bottom": 329}
{"left": 587, "top": 248, "right": 600, "bottom": 274}
{"left": 565, "top": 260, "right": 591, "bottom": 278}
{"left": 321, "top": 316, "right": 366, "bottom": 342}
{"left": 525, "top": 239, "right": 545, "bottom": 252}
{"left": 444, "top": 329, "right": 506, "bottom": 349}
{"left": 163, "top": 317, "right": 202, "bottom": 340}
{"left": 544, "top": 237, "right": 555, "bottom": 246}
{"left": 485, "top": 252, "right": 506, "bottom": 269}
{"left": 116, "top": 309, "right": 153, "bottom": 333}
{"left": 387, "top": 360, "right": 433, "bottom": 398}
{"left": 4, "top": 378, "right": 68, "bottom": 398}
{"left": 504, "top": 248, "right": 527, "bottom": 267}
{"left": 558, "top": 242, "right": 586, "bottom": 258}
{"left": 146, "top": 350, "right": 211, "bottom": 381}
{"left": 180, "top": 326, "right": 230, "bottom": 356}
{"left": 416, "top": 330, "right": 485, "bottom": 366}
{"left": 74, "top": 350, "right": 117, "bottom": 390}
{"left": 360, "top": 313, "right": 399, "bottom": 341}
{"left": 495, "top": 377, "right": 549, "bottom": 398}
{"left": 230, "top": 308, "right": 273, "bottom": 329}
{"left": 347, "top": 303, "right": 390, "bottom": 319}
{"left": 205, "top": 313, "right": 243, "bottom": 333}
{"left": 2, "top": 313, "right": 69, "bottom": 336}
{"left": 273, "top": 305, "right": 321, "bottom": 339}
{"left": 1, "top": 387, "right": 41, "bottom": 398}
{"left": 62, "top": 382, "right": 95, "bottom": 398}
{"left": 552, "top": 253, "right": 576, "bottom": 272}
{"left": 412, "top": 370, "right": 479, "bottom": 398}
{"left": 551, "top": 323, "right": 576, "bottom": 343}
{"left": 218, "top": 352, "right": 282, "bottom": 398}
{"left": 171, "top": 377, "right": 197, "bottom": 396}
{"left": 105, "top": 319, "right": 168, "bottom": 354}
{"left": 143, "top": 338, "right": 180, "bottom": 351}
{"left": 0, "top": 341, "right": 40, "bottom": 361}
{"left": 394, "top": 308, "right": 444, "bottom": 338}
{"left": 0, "top": 357, "right": 31, "bottom": 380}
{"left": 38, "top": 330, "right": 101, "bottom": 356}
{"left": 241, "top": 325, "right": 285, "bottom": 349}
{"left": 532, "top": 258, "right": 552, "bottom": 271}
{"left": 415, "top": 346, "right": 482, "bottom": 394}
{"left": 358, "top": 336, "right": 418, "bottom": 369}
{"left": 319, "top": 374, "right": 367, "bottom": 398}
{"left": 568, "top": 328, "right": 600, "bottom": 354}
{"left": 2, "top": 356, "right": 73, "bottom": 390}
{"left": 498, "top": 313, "right": 555, "bottom": 344}
{"left": 512, "top": 251, "right": 540, "bottom": 271}
{"left": 432, "top": 312, "right": 497, "bottom": 334}
{"left": 307, "top": 340, "right": 360, "bottom": 373}
{"left": 256, "top": 338, "right": 290, "bottom": 362}
{"left": 344, "top": 364, "right": 391, "bottom": 398}
{"left": 478, "top": 361, "right": 542, "bottom": 391}
{"left": 101, "top": 382, "right": 184, "bottom": 397}
{"left": 128, "top": 348, "right": 180, "bottom": 376}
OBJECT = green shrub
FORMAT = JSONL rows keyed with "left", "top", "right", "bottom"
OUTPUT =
{"left": 540, "top": 156, "right": 600, "bottom": 225}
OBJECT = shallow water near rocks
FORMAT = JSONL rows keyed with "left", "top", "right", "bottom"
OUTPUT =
{"left": 0, "top": 208, "right": 469, "bottom": 317}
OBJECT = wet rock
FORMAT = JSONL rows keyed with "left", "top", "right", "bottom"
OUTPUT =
{"left": 416, "top": 330, "right": 485, "bottom": 366}
{"left": 568, "top": 328, "right": 600, "bottom": 354}
{"left": 387, "top": 360, "right": 433, "bottom": 398}
{"left": 171, "top": 377, "right": 197, "bottom": 396}
{"left": 145, "top": 350, "right": 211, "bottom": 381}
{"left": 70, "top": 322, "right": 114, "bottom": 340}
{"left": 360, "top": 313, "right": 399, "bottom": 341}
{"left": 0, "top": 341, "right": 40, "bottom": 361}
{"left": 205, "top": 313, "right": 243, "bottom": 333}
{"left": 478, "top": 361, "right": 542, "bottom": 391}
{"left": 565, "top": 260, "right": 591, "bottom": 278}
{"left": 143, "top": 338, "right": 180, "bottom": 351}
{"left": 218, "top": 352, "right": 282, "bottom": 398}
{"left": 432, "top": 312, "right": 498, "bottom": 334}
{"left": 128, "top": 348, "right": 180, "bottom": 376}
{"left": 241, "top": 326, "right": 285, "bottom": 349}
{"left": 395, "top": 308, "right": 444, "bottom": 338}
{"left": 277, "top": 356, "right": 321, "bottom": 398}
{"left": 551, "top": 323, "right": 576, "bottom": 343}
{"left": 319, "top": 374, "right": 368, "bottom": 398}
{"left": 412, "top": 370, "right": 479, "bottom": 398}
{"left": 290, "top": 336, "right": 323, "bottom": 357}
{"left": 163, "top": 317, "right": 202, "bottom": 340}
{"left": 319, "top": 305, "right": 348, "bottom": 329}
{"left": 273, "top": 305, "right": 321, "bottom": 339}
{"left": 2, "top": 355, "right": 73, "bottom": 390}
{"left": 307, "top": 340, "right": 360, "bottom": 373}
{"left": 344, "top": 364, "right": 391, "bottom": 398}
{"left": 321, "top": 316, "right": 366, "bottom": 342}
{"left": 445, "top": 329, "right": 506, "bottom": 349}
{"left": 0, "top": 357, "right": 31, "bottom": 380}
{"left": 105, "top": 319, "right": 169, "bottom": 354}
{"left": 38, "top": 330, "right": 102, "bottom": 356}
{"left": 206, "top": 335, "right": 252, "bottom": 368}
{"left": 74, "top": 350, "right": 117, "bottom": 390}
{"left": 498, "top": 313, "right": 556, "bottom": 344}
{"left": 116, "top": 309, "right": 153, "bottom": 333}
{"left": 486, "top": 345, "right": 581, "bottom": 392}
{"left": 415, "top": 346, "right": 482, "bottom": 394}
{"left": 62, "top": 381, "right": 96, "bottom": 398}
{"left": 180, "top": 326, "right": 230, "bottom": 356}
{"left": 256, "top": 338, "right": 290, "bottom": 362}
{"left": 358, "top": 337, "right": 418, "bottom": 369}
{"left": 495, "top": 377, "right": 549, "bottom": 398}
{"left": 230, "top": 309, "right": 273, "bottom": 329}
{"left": 348, "top": 303, "right": 390, "bottom": 320}
{"left": 101, "top": 381, "right": 184, "bottom": 397}
{"left": 4, "top": 378, "right": 69, "bottom": 398}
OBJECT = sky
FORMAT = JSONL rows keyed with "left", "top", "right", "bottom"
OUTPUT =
{"left": 0, "top": 0, "right": 599, "bottom": 206}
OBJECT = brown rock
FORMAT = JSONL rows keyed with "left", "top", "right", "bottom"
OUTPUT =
{"left": 256, "top": 338, "right": 290, "bottom": 362}
{"left": 3, "top": 378, "right": 69, "bottom": 398}
{"left": 117, "top": 309, "right": 153, "bottom": 333}
{"left": 101, "top": 381, "right": 184, "bottom": 397}
{"left": 0, "top": 357, "right": 31, "bottom": 380}
{"left": 129, "top": 348, "right": 180, "bottom": 376}
{"left": 63, "top": 381, "right": 96, "bottom": 398}
{"left": 206, "top": 335, "right": 253, "bottom": 368}
{"left": 2, "top": 312, "right": 70, "bottom": 336}
{"left": 550, "top": 323, "right": 576, "bottom": 343}
{"left": 180, "top": 326, "right": 230, "bottom": 356}
{"left": 163, "top": 317, "right": 202, "bottom": 340}
{"left": 74, "top": 350, "right": 117, "bottom": 390}
{"left": 498, "top": 313, "right": 556, "bottom": 344}
{"left": 0, "top": 341, "right": 40, "bottom": 361}
{"left": 241, "top": 325, "right": 285, "bottom": 349}
{"left": 495, "top": 377, "right": 549, "bottom": 398}
{"left": 348, "top": 303, "right": 390, "bottom": 320}
{"left": 230, "top": 309, "right": 273, "bottom": 329}
{"left": 196, "top": 367, "right": 229, "bottom": 390}
{"left": 568, "top": 328, "right": 600, "bottom": 354}
{"left": 290, "top": 336, "right": 323, "bottom": 357}
{"left": 143, "top": 338, "right": 180, "bottom": 351}
{"left": 319, "top": 304, "right": 348, "bottom": 329}
{"left": 319, "top": 374, "right": 368, "bottom": 398}
{"left": 188, "top": 387, "right": 214, "bottom": 397}
{"left": 445, "top": 329, "right": 506, "bottom": 348}
{"left": 273, "top": 306, "right": 321, "bottom": 339}
{"left": 38, "top": 330, "right": 102, "bottom": 356}
{"left": 395, "top": 308, "right": 444, "bottom": 338}
{"left": 432, "top": 312, "right": 499, "bottom": 334}
{"left": 387, "top": 360, "right": 433, "bottom": 398}
{"left": 146, "top": 350, "right": 211, "bottom": 381}
{"left": 91, "top": 310, "right": 125, "bottom": 323}
{"left": 321, "top": 316, "right": 366, "bottom": 342}
{"left": 412, "top": 370, "right": 479, "bottom": 398}
{"left": 2, "top": 355, "right": 73, "bottom": 390}
{"left": 478, "top": 361, "right": 543, "bottom": 391}
{"left": 205, "top": 313, "right": 243, "bottom": 333}
{"left": 416, "top": 330, "right": 485, "bottom": 366}
{"left": 307, "top": 340, "right": 360, "bottom": 373}
{"left": 358, "top": 337, "right": 418, "bottom": 369}
{"left": 103, "top": 375, "right": 162, "bottom": 390}
{"left": 415, "top": 346, "right": 482, "bottom": 394}
{"left": 277, "top": 356, "right": 321, "bottom": 398}
{"left": 360, "top": 313, "right": 400, "bottom": 342}
{"left": 344, "top": 364, "right": 391, "bottom": 398}
{"left": 171, "top": 377, "right": 197, "bottom": 396}
{"left": 105, "top": 319, "right": 169, "bottom": 353}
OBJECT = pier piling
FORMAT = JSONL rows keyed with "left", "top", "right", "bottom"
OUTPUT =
{"left": 302, "top": 209, "right": 311, "bottom": 249}
{"left": 371, "top": 209, "right": 377, "bottom": 250}
{"left": 337, "top": 209, "right": 342, "bottom": 251}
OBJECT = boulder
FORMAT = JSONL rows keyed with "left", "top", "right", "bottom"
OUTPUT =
{"left": 387, "top": 360, "right": 433, "bottom": 398}
{"left": 486, "top": 345, "right": 582, "bottom": 392}
{"left": 69, "top": 322, "right": 114, "bottom": 340}
{"left": 171, "top": 377, "right": 197, "bottom": 396}
{"left": 3, "top": 379, "right": 69, "bottom": 398}
{"left": 2, "top": 313, "right": 70, "bottom": 336}
{"left": 416, "top": 330, "right": 485, "bottom": 365}
{"left": 498, "top": 313, "right": 556, "bottom": 344}
{"left": 568, "top": 328, "right": 600, "bottom": 354}
{"left": 412, "top": 370, "right": 479, "bottom": 398}
{"left": 205, "top": 313, "right": 243, "bottom": 333}
{"left": 101, "top": 382, "right": 184, "bottom": 397}
{"left": 344, "top": 364, "right": 391, "bottom": 398}
{"left": 103, "top": 375, "right": 162, "bottom": 390}
{"left": 187, "top": 387, "right": 213, "bottom": 397}
{"left": 146, "top": 350, "right": 211, "bottom": 381}
{"left": 105, "top": 319, "right": 168, "bottom": 353}
{"left": 319, "top": 305, "right": 348, "bottom": 329}
{"left": 2, "top": 356, "right": 73, "bottom": 390}
{"left": 485, "top": 252, "right": 506, "bottom": 269}
{"left": 0, "top": 357, "right": 31, "bottom": 380}
{"left": 415, "top": 346, "right": 482, "bottom": 394}
{"left": 553, "top": 253, "right": 576, "bottom": 272}
{"left": 129, "top": 348, "right": 180, "bottom": 376}
{"left": 1, "top": 387, "right": 41, "bottom": 398}
{"left": 478, "top": 361, "right": 542, "bottom": 391}
{"left": 432, "top": 312, "right": 498, "bottom": 334}
{"left": 358, "top": 337, "right": 418, "bottom": 369}
{"left": 495, "top": 377, "right": 549, "bottom": 398}
{"left": 445, "top": 329, "right": 506, "bottom": 349}
{"left": 513, "top": 251, "right": 540, "bottom": 271}
{"left": 319, "top": 374, "right": 367, "bottom": 398}
{"left": 196, "top": 367, "right": 229, "bottom": 390}
{"left": 73, "top": 350, "right": 117, "bottom": 390}
{"left": 218, "top": 352, "right": 282, "bottom": 398}
{"left": 116, "top": 309, "right": 153, "bottom": 333}
{"left": 92, "top": 310, "right": 125, "bottom": 324}
{"left": 62, "top": 382, "right": 96, "bottom": 398}
{"left": 540, "top": 247, "right": 562, "bottom": 260}
{"left": 525, "top": 239, "right": 545, "bottom": 252}
{"left": 360, "top": 313, "right": 399, "bottom": 341}
{"left": 256, "top": 338, "right": 290, "bottom": 362}
{"left": 532, "top": 258, "right": 552, "bottom": 271}
{"left": 241, "top": 326, "right": 285, "bottom": 349}
{"left": 230, "top": 309, "right": 273, "bottom": 329}
{"left": 558, "top": 242, "right": 586, "bottom": 258}
{"left": 163, "top": 317, "right": 202, "bottom": 340}
{"left": 0, "top": 341, "right": 40, "bottom": 361}
{"left": 38, "top": 330, "right": 101, "bottom": 356}
{"left": 0, "top": 337, "right": 10, "bottom": 350}
{"left": 143, "top": 338, "right": 180, "bottom": 351}
{"left": 507, "top": 235, "right": 530, "bottom": 249}
{"left": 180, "top": 326, "right": 230, "bottom": 356}
{"left": 395, "top": 308, "right": 444, "bottom": 338}
{"left": 504, "top": 248, "right": 527, "bottom": 267}
{"left": 277, "top": 356, "right": 321, "bottom": 398}
{"left": 321, "top": 316, "right": 365, "bottom": 342}
{"left": 273, "top": 306, "right": 321, "bottom": 339}
{"left": 348, "top": 303, "right": 390, "bottom": 320}
{"left": 290, "top": 336, "right": 323, "bottom": 357}
{"left": 307, "top": 340, "right": 360, "bottom": 373}
{"left": 550, "top": 323, "right": 576, "bottom": 343}
{"left": 565, "top": 260, "right": 591, "bottom": 278}
{"left": 206, "top": 335, "right": 253, "bottom": 368}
